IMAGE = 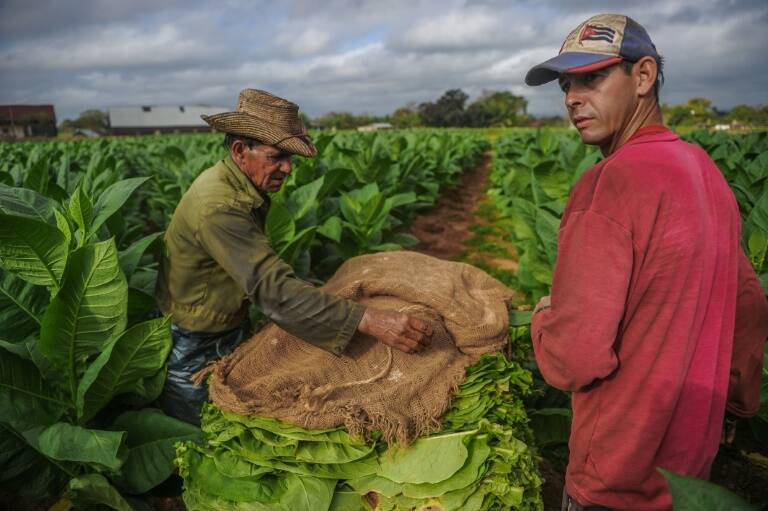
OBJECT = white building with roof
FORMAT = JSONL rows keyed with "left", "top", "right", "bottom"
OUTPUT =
{"left": 108, "top": 105, "right": 227, "bottom": 135}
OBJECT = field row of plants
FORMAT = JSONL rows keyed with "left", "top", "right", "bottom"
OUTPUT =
{"left": 488, "top": 128, "right": 768, "bottom": 506}
{"left": 1, "top": 130, "right": 549, "bottom": 511}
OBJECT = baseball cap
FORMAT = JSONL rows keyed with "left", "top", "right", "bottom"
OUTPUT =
{"left": 525, "top": 14, "right": 659, "bottom": 86}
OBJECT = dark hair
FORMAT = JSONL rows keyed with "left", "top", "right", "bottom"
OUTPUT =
{"left": 223, "top": 133, "right": 261, "bottom": 150}
{"left": 620, "top": 55, "right": 665, "bottom": 100}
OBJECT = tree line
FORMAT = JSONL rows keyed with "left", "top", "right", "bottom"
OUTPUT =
{"left": 58, "top": 92, "right": 768, "bottom": 135}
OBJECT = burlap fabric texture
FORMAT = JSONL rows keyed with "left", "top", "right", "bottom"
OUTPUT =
{"left": 204, "top": 251, "right": 514, "bottom": 444}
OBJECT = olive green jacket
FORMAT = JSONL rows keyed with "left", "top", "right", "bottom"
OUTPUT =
{"left": 155, "top": 156, "right": 365, "bottom": 354}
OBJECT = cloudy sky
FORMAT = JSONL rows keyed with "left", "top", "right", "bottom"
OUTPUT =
{"left": 1, "top": 0, "right": 766, "bottom": 122}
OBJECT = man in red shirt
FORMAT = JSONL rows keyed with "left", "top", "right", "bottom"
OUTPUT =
{"left": 524, "top": 13, "right": 768, "bottom": 511}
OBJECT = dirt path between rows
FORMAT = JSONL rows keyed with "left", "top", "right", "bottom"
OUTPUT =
{"left": 409, "top": 153, "right": 492, "bottom": 259}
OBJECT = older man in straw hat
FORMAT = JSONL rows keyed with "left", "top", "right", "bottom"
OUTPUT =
{"left": 155, "top": 89, "right": 433, "bottom": 424}
{"left": 523, "top": 14, "right": 768, "bottom": 511}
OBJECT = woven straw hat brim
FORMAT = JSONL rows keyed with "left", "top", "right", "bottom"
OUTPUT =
{"left": 202, "top": 112, "right": 317, "bottom": 157}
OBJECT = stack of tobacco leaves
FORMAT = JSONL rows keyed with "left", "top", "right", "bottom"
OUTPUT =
{"left": 176, "top": 354, "right": 543, "bottom": 510}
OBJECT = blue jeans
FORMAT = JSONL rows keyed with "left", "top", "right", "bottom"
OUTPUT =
{"left": 155, "top": 322, "right": 249, "bottom": 425}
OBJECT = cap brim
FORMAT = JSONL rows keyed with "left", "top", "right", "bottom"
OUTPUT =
{"left": 525, "top": 53, "right": 623, "bottom": 86}
{"left": 201, "top": 113, "right": 318, "bottom": 158}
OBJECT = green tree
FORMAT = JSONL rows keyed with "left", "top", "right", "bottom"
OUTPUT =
{"left": 728, "top": 104, "right": 768, "bottom": 126}
{"left": 419, "top": 89, "right": 468, "bottom": 127}
{"left": 464, "top": 90, "right": 529, "bottom": 127}
{"left": 313, "top": 112, "right": 383, "bottom": 130}
{"left": 60, "top": 109, "right": 109, "bottom": 134}
{"left": 391, "top": 104, "right": 421, "bottom": 128}
{"left": 662, "top": 97, "right": 716, "bottom": 127}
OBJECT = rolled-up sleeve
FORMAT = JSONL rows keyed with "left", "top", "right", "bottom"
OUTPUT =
{"left": 531, "top": 210, "right": 633, "bottom": 391}
{"left": 196, "top": 205, "right": 365, "bottom": 354}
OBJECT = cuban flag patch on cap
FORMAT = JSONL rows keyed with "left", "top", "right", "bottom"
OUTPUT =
{"left": 579, "top": 24, "right": 616, "bottom": 43}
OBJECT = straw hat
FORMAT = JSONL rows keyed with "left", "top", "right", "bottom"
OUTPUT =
{"left": 201, "top": 89, "right": 317, "bottom": 157}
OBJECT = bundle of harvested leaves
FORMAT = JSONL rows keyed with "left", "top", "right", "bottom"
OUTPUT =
{"left": 176, "top": 354, "right": 543, "bottom": 510}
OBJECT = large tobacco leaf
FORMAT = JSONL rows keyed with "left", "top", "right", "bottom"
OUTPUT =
{"left": 376, "top": 431, "right": 473, "bottom": 484}
{"left": 0, "top": 213, "right": 69, "bottom": 288}
{"left": 0, "top": 350, "right": 64, "bottom": 429}
{"left": 76, "top": 316, "right": 172, "bottom": 422}
{"left": 23, "top": 422, "right": 126, "bottom": 471}
{"left": 0, "top": 270, "right": 49, "bottom": 343}
{"left": 0, "top": 424, "right": 72, "bottom": 497}
{"left": 40, "top": 238, "right": 128, "bottom": 400}
{"left": 110, "top": 408, "right": 203, "bottom": 494}
{"left": 0, "top": 184, "right": 58, "bottom": 224}
{"left": 660, "top": 469, "right": 757, "bottom": 510}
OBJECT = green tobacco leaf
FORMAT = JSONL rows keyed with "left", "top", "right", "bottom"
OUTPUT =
{"left": 190, "top": 451, "right": 277, "bottom": 503}
{"left": 24, "top": 423, "right": 125, "bottom": 471}
{"left": 77, "top": 316, "right": 172, "bottom": 422}
{"left": 0, "top": 339, "right": 31, "bottom": 359}
{"left": 40, "top": 239, "right": 128, "bottom": 401}
{"left": 0, "top": 350, "right": 64, "bottom": 429}
{"left": 659, "top": 468, "right": 757, "bottom": 510}
{"left": 122, "top": 366, "right": 166, "bottom": 406}
{"left": 279, "top": 472, "right": 336, "bottom": 511}
{"left": 317, "top": 216, "right": 343, "bottom": 243}
{"left": 402, "top": 436, "right": 491, "bottom": 498}
{"left": 377, "top": 431, "right": 473, "bottom": 484}
{"left": 0, "top": 424, "right": 71, "bottom": 498}
{"left": 68, "top": 184, "right": 94, "bottom": 245}
{"left": 0, "top": 271, "right": 48, "bottom": 343}
{"left": 111, "top": 408, "right": 202, "bottom": 494}
{"left": 127, "top": 287, "right": 157, "bottom": 325}
{"left": 65, "top": 473, "right": 133, "bottom": 511}
{"left": 0, "top": 214, "right": 68, "bottom": 288}
{"left": 266, "top": 201, "right": 296, "bottom": 250}
{"left": 162, "top": 146, "right": 187, "bottom": 168}
{"left": 89, "top": 177, "right": 150, "bottom": 238}
{"left": 389, "top": 233, "right": 419, "bottom": 247}
{"left": 54, "top": 209, "right": 72, "bottom": 247}
{"left": 346, "top": 474, "right": 402, "bottom": 498}
{"left": 118, "top": 232, "right": 162, "bottom": 278}
{"left": 286, "top": 176, "right": 324, "bottom": 221}
{"left": 529, "top": 408, "right": 571, "bottom": 447}
{"left": 509, "top": 310, "right": 532, "bottom": 327}
{"left": 388, "top": 191, "right": 418, "bottom": 209}
{"left": 278, "top": 226, "right": 316, "bottom": 266}
{"left": 0, "top": 185, "right": 57, "bottom": 224}
{"left": 329, "top": 490, "right": 367, "bottom": 511}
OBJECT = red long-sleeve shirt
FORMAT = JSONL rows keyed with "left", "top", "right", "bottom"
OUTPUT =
{"left": 531, "top": 126, "right": 768, "bottom": 510}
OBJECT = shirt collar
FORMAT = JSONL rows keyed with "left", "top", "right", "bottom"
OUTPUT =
{"left": 223, "top": 155, "right": 265, "bottom": 209}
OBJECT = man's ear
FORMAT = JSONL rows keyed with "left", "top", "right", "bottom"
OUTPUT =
{"left": 635, "top": 56, "right": 657, "bottom": 97}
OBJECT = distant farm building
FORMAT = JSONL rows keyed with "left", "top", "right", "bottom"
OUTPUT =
{"left": 0, "top": 105, "right": 57, "bottom": 139}
{"left": 108, "top": 105, "right": 226, "bottom": 135}
{"left": 357, "top": 122, "right": 393, "bottom": 132}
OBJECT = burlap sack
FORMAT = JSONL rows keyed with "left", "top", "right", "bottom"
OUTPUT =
{"left": 205, "top": 251, "right": 514, "bottom": 443}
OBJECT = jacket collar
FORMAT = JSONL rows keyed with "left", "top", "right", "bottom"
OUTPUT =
{"left": 223, "top": 155, "right": 265, "bottom": 209}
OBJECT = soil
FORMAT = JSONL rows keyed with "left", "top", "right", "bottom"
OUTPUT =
{"left": 410, "top": 153, "right": 492, "bottom": 260}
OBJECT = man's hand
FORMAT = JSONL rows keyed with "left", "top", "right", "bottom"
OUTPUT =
{"left": 357, "top": 308, "right": 434, "bottom": 354}
{"left": 534, "top": 295, "right": 551, "bottom": 315}
{"left": 721, "top": 414, "right": 737, "bottom": 445}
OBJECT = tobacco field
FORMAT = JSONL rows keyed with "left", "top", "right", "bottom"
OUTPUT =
{"left": 0, "top": 128, "right": 766, "bottom": 510}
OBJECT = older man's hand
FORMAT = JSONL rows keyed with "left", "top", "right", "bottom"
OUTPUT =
{"left": 358, "top": 308, "right": 434, "bottom": 354}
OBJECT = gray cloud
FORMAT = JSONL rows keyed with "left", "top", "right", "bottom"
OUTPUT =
{"left": 0, "top": 0, "right": 766, "bottom": 121}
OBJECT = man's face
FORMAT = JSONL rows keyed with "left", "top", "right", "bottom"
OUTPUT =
{"left": 237, "top": 144, "right": 294, "bottom": 193}
{"left": 558, "top": 63, "right": 637, "bottom": 152}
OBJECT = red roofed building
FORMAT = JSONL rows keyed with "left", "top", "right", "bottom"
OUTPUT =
{"left": 0, "top": 105, "right": 58, "bottom": 139}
